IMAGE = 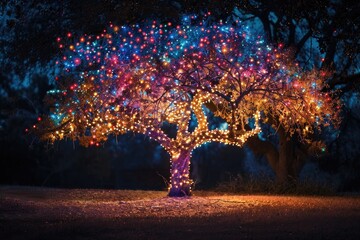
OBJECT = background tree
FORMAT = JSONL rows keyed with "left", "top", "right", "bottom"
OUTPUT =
{"left": 219, "top": 0, "right": 359, "bottom": 183}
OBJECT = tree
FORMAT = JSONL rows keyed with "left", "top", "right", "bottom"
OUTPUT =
{"left": 37, "top": 15, "right": 339, "bottom": 196}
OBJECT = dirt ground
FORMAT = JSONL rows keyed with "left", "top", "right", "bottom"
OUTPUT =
{"left": 1, "top": 186, "right": 359, "bottom": 240}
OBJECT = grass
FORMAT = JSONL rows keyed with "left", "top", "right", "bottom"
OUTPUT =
{"left": 214, "top": 173, "right": 337, "bottom": 196}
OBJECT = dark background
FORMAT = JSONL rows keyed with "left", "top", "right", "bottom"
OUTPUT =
{"left": 1, "top": 0, "right": 359, "bottom": 191}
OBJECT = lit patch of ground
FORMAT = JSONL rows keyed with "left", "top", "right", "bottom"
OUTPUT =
{"left": 1, "top": 186, "right": 359, "bottom": 240}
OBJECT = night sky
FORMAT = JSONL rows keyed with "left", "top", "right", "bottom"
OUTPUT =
{"left": 1, "top": 0, "right": 360, "bottom": 193}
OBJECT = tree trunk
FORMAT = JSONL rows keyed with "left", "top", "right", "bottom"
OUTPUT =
{"left": 246, "top": 126, "right": 306, "bottom": 184}
{"left": 276, "top": 127, "right": 306, "bottom": 183}
{"left": 277, "top": 131, "right": 293, "bottom": 183}
{"left": 168, "top": 150, "right": 192, "bottom": 197}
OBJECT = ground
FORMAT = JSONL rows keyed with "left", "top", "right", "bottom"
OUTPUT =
{"left": 0, "top": 186, "right": 359, "bottom": 240}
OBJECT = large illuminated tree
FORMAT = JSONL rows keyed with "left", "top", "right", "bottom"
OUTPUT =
{"left": 38, "top": 15, "right": 339, "bottom": 196}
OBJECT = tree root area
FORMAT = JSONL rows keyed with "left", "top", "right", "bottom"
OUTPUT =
{"left": 1, "top": 186, "right": 359, "bottom": 240}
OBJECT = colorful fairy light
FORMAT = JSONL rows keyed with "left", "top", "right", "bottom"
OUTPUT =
{"left": 38, "top": 15, "right": 340, "bottom": 197}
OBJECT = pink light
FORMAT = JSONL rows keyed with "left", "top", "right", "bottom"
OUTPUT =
{"left": 74, "top": 58, "right": 81, "bottom": 66}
